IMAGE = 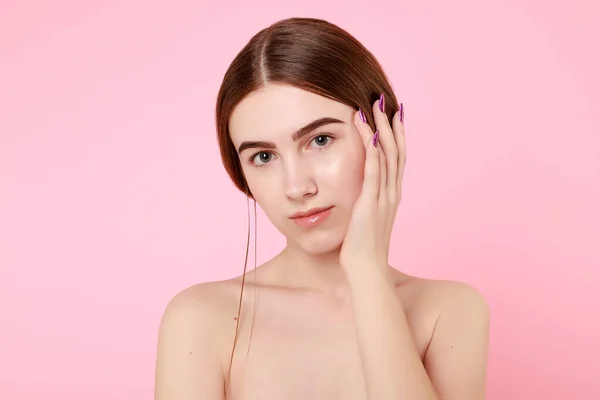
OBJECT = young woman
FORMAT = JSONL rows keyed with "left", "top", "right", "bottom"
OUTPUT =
{"left": 155, "top": 17, "right": 490, "bottom": 400}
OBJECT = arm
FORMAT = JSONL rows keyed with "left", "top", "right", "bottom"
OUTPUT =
{"left": 154, "top": 289, "right": 225, "bottom": 400}
{"left": 424, "top": 282, "right": 490, "bottom": 399}
{"left": 346, "top": 270, "right": 436, "bottom": 400}
{"left": 348, "top": 272, "right": 490, "bottom": 400}
{"left": 342, "top": 101, "right": 490, "bottom": 398}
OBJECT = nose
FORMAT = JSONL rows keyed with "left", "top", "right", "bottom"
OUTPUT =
{"left": 284, "top": 160, "right": 317, "bottom": 201}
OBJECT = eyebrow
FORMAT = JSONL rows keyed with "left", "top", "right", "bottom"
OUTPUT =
{"left": 236, "top": 117, "right": 345, "bottom": 154}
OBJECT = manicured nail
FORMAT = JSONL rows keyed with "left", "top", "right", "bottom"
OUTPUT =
{"left": 399, "top": 103, "right": 404, "bottom": 123}
{"left": 359, "top": 108, "right": 367, "bottom": 123}
{"left": 379, "top": 93, "right": 385, "bottom": 112}
{"left": 373, "top": 130, "right": 379, "bottom": 147}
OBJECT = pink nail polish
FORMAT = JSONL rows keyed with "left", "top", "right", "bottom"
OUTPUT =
{"left": 359, "top": 108, "right": 367, "bottom": 123}
{"left": 399, "top": 103, "right": 404, "bottom": 123}
{"left": 373, "top": 130, "right": 379, "bottom": 147}
{"left": 379, "top": 93, "right": 385, "bottom": 112}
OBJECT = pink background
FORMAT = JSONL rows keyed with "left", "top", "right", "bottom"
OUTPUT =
{"left": 1, "top": 1, "right": 599, "bottom": 399}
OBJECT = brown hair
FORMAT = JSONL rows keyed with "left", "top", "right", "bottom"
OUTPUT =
{"left": 215, "top": 17, "right": 399, "bottom": 395}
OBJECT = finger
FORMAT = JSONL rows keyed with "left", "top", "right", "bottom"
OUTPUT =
{"left": 363, "top": 131, "right": 380, "bottom": 201}
{"left": 372, "top": 94, "right": 398, "bottom": 201}
{"left": 354, "top": 108, "right": 376, "bottom": 151}
{"left": 374, "top": 130, "right": 387, "bottom": 205}
{"left": 353, "top": 108, "right": 374, "bottom": 146}
{"left": 391, "top": 103, "right": 406, "bottom": 199}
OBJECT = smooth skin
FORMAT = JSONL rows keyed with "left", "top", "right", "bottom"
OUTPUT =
{"left": 155, "top": 84, "right": 490, "bottom": 400}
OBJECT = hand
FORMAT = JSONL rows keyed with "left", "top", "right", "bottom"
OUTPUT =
{"left": 339, "top": 95, "right": 406, "bottom": 275}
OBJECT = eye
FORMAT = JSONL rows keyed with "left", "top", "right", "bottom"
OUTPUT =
{"left": 250, "top": 151, "right": 274, "bottom": 166}
{"left": 309, "top": 134, "right": 332, "bottom": 148}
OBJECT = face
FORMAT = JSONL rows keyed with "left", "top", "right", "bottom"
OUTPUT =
{"left": 229, "top": 83, "right": 366, "bottom": 254}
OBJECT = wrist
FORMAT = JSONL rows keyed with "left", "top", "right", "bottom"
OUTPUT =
{"left": 344, "top": 263, "right": 394, "bottom": 288}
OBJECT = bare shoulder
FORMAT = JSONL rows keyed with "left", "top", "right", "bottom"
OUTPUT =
{"left": 154, "top": 279, "right": 241, "bottom": 400}
{"left": 161, "top": 279, "right": 240, "bottom": 318}
{"left": 404, "top": 278, "right": 491, "bottom": 397}
{"left": 157, "top": 278, "right": 242, "bottom": 353}
{"left": 157, "top": 280, "right": 236, "bottom": 339}
{"left": 399, "top": 274, "right": 489, "bottom": 316}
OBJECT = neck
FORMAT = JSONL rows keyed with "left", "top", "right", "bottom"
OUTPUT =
{"left": 269, "top": 243, "right": 350, "bottom": 296}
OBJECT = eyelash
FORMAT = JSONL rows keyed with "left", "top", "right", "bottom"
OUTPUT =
{"left": 248, "top": 134, "right": 334, "bottom": 167}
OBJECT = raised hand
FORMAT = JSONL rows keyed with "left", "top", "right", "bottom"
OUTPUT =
{"left": 339, "top": 94, "right": 406, "bottom": 276}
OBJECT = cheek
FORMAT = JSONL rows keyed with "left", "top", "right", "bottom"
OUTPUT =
{"left": 243, "top": 167, "right": 285, "bottom": 219}
{"left": 245, "top": 170, "right": 275, "bottom": 203}
{"left": 317, "top": 145, "right": 365, "bottom": 200}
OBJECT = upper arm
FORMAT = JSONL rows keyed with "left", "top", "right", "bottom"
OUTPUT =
{"left": 424, "top": 282, "right": 490, "bottom": 400}
{"left": 154, "top": 289, "right": 225, "bottom": 400}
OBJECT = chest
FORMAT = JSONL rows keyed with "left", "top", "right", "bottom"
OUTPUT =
{"left": 226, "top": 301, "right": 368, "bottom": 400}
{"left": 223, "top": 289, "right": 432, "bottom": 400}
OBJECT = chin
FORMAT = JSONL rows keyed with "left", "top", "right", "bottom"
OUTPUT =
{"left": 293, "top": 229, "right": 345, "bottom": 255}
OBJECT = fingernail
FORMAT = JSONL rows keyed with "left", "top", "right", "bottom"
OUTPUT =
{"left": 359, "top": 108, "right": 367, "bottom": 123}
{"left": 399, "top": 103, "right": 404, "bottom": 123}
{"left": 379, "top": 93, "right": 385, "bottom": 112}
{"left": 373, "top": 130, "right": 379, "bottom": 147}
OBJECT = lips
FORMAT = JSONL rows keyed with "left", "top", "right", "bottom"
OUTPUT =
{"left": 289, "top": 206, "right": 334, "bottom": 228}
{"left": 290, "top": 206, "right": 333, "bottom": 219}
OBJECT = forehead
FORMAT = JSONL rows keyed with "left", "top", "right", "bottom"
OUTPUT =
{"left": 229, "top": 84, "right": 351, "bottom": 143}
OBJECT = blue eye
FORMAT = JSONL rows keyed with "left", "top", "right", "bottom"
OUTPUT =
{"left": 310, "top": 135, "right": 331, "bottom": 148}
{"left": 251, "top": 151, "right": 273, "bottom": 166}
{"left": 249, "top": 135, "right": 332, "bottom": 167}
